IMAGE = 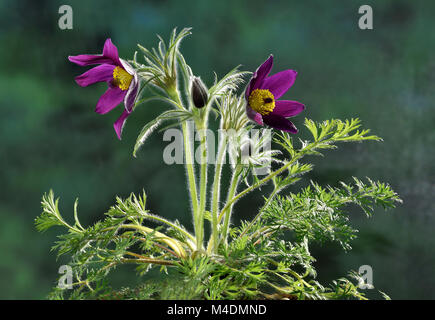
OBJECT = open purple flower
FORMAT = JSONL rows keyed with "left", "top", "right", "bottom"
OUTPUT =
{"left": 69, "top": 39, "right": 139, "bottom": 139}
{"left": 245, "top": 55, "right": 305, "bottom": 133}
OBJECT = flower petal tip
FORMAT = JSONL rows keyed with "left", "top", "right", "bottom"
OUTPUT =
{"left": 246, "top": 105, "right": 264, "bottom": 125}
{"left": 68, "top": 55, "right": 83, "bottom": 66}
{"left": 113, "top": 110, "right": 130, "bottom": 140}
{"left": 114, "top": 122, "right": 123, "bottom": 140}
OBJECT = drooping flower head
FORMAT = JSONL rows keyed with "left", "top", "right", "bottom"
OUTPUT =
{"left": 69, "top": 39, "right": 139, "bottom": 139}
{"left": 245, "top": 55, "right": 305, "bottom": 133}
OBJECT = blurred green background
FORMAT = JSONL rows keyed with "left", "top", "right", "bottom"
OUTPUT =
{"left": 0, "top": 0, "right": 434, "bottom": 299}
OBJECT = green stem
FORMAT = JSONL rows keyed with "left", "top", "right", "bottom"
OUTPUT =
{"left": 119, "top": 224, "right": 186, "bottom": 258}
{"left": 239, "top": 187, "right": 281, "bottom": 238}
{"left": 196, "top": 119, "right": 208, "bottom": 250}
{"left": 222, "top": 164, "right": 243, "bottom": 244}
{"left": 120, "top": 257, "right": 174, "bottom": 266}
{"left": 181, "top": 120, "right": 200, "bottom": 244}
{"left": 131, "top": 207, "right": 196, "bottom": 244}
{"left": 217, "top": 146, "right": 312, "bottom": 224}
{"left": 208, "top": 134, "right": 228, "bottom": 254}
{"left": 194, "top": 100, "right": 212, "bottom": 251}
{"left": 167, "top": 87, "right": 200, "bottom": 250}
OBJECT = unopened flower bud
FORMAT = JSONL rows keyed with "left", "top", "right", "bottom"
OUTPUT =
{"left": 191, "top": 76, "right": 208, "bottom": 109}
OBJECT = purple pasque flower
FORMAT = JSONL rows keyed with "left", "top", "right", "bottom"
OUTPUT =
{"left": 245, "top": 55, "right": 305, "bottom": 133}
{"left": 69, "top": 39, "right": 139, "bottom": 139}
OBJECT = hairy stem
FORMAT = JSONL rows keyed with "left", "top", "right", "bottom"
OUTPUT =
{"left": 181, "top": 120, "right": 200, "bottom": 245}
{"left": 120, "top": 257, "right": 175, "bottom": 266}
{"left": 132, "top": 209, "right": 196, "bottom": 244}
{"left": 167, "top": 87, "right": 200, "bottom": 251}
{"left": 196, "top": 120, "right": 208, "bottom": 250}
{"left": 239, "top": 187, "right": 281, "bottom": 238}
{"left": 222, "top": 164, "right": 243, "bottom": 245}
{"left": 217, "top": 142, "right": 317, "bottom": 224}
{"left": 208, "top": 134, "right": 228, "bottom": 254}
{"left": 120, "top": 223, "right": 186, "bottom": 258}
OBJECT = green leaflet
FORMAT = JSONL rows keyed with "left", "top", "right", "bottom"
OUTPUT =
{"left": 133, "top": 109, "right": 192, "bottom": 157}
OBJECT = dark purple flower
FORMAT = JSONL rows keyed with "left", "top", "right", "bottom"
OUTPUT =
{"left": 245, "top": 55, "right": 305, "bottom": 133}
{"left": 69, "top": 39, "right": 139, "bottom": 139}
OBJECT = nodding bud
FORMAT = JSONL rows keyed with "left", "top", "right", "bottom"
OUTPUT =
{"left": 191, "top": 76, "right": 208, "bottom": 109}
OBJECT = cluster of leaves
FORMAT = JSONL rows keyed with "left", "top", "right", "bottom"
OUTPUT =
{"left": 36, "top": 116, "right": 401, "bottom": 300}
{"left": 263, "top": 178, "right": 399, "bottom": 250}
{"left": 38, "top": 178, "right": 400, "bottom": 300}
{"left": 36, "top": 191, "right": 188, "bottom": 299}
{"left": 210, "top": 176, "right": 400, "bottom": 300}
{"left": 130, "top": 27, "right": 249, "bottom": 157}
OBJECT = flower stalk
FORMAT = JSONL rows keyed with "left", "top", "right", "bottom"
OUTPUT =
{"left": 167, "top": 88, "right": 201, "bottom": 250}
{"left": 221, "top": 164, "right": 243, "bottom": 245}
{"left": 209, "top": 133, "right": 228, "bottom": 254}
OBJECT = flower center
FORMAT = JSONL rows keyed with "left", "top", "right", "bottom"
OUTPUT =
{"left": 113, "top": 66, "right": 133, "bottom": 91}
{"left": 248, "top": 89, "right": 275, "bottom": 115}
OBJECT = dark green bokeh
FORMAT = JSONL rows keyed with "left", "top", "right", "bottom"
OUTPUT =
{"left": 0, "top": 0, "right": 433, "bottom": 299}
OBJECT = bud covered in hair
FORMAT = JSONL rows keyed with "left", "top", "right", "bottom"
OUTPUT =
{"left": 191, "top": 76, "right": 208, "bottom": 108}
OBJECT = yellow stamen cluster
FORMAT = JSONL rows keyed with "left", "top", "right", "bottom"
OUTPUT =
{"left": 113, "top": 66, "right": 133, "bottom": 91}
{"left": 248, "top": 89, "right": 275, "bottom": 115}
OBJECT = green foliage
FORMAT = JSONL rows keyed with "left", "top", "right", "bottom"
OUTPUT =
{"left": 134, "top": 27, "right": 192, "bottom": 91}
{"left": 36, "top": 190, "right": 195, "bottom": 299}
{"left": 261, "top": 178, "right": 401, "bottom": 250}
{"left": 35, "top": 27, "right": 402, "bottom": 300}
{"left": 216, "top": 178, "right": 401, "bottom": 300}
{"left": 275, "top": 118, "right": 381, "bottom": 161}
{"left": 36, "top": 117, "right": 401, "bottom": 300}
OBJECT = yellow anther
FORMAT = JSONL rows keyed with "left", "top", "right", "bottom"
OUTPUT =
{"left": 248, "top": 89, "right": 275, "bottom": 115}
{"left": 113, "top": 66, "right": 133, "bottom": 91}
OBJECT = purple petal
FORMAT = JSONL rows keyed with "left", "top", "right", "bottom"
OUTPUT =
{"left": 262, "top": 113, "right": 298, "bottom": 133}
{"left": 120, "top": 59, "right": 139, "bottom": 112}
{"left": 261, "top": 70, "right": 297, "bottom": 99}
{"left": 95, "top": 86, "right": 126, "bottom": 114}
{"left": 124, "top": 73, "right": 139, "bottom": 112}
{"left": 113, "top": 109, "right": 130, "bottom": 140}
{"left": 68, "top": 54, "right": 115, "bottom": 67}
{"left": 246, "top": 105, "right": 264, "bottom": 125}
{"left": 68, "top": 38, "right": 121, "bottom": 66}
{"left": 272, "top": 100, "right": 305, "bottom": 117}
{"left": 120, "top": 58, "right": 135, "bottom": 75}
{"left": 246, "top": 55, "right": 274, "bottom": 98}
{"left": 245, "top": 81, "right": 252, "bottom": 100}
{"left": 102, "top": 38, "right": 121, "bottom": 66}
{"left": 74, "top": 64, "right": 115, "bottom": 87}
